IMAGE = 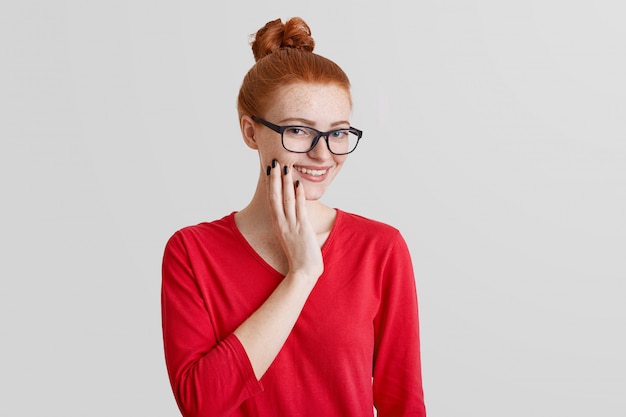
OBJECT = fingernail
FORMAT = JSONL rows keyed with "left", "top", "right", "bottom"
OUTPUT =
{"left": 295, "top": 180, "right": 300, "bottom": 188}
{"left": 272, "top": 159, "right": 277, "bottom": 168}
{"left": 266, "top": 166, "right": 271, "bottom": 176}
{"left": 283, "top": 166, "right": 288, "bottom": 175}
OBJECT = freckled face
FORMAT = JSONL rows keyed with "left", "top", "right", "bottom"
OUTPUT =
{"left": 255, "top": 82, "right": 353, "bottom": 201}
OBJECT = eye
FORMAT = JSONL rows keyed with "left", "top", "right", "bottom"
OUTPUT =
{"left": 329, "top": 130, "right": 348, "bottom": 139}
{"left": 285, "top": 127, "right": 309, "bottom": 136}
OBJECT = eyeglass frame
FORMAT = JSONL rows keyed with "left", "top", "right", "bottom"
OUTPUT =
{"left": 251, "top": 116, "right": 363, "bottom": 155}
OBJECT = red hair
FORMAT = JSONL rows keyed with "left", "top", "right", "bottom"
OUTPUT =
{"left": 237, "top": 17, "right": 351, "bottom": 119}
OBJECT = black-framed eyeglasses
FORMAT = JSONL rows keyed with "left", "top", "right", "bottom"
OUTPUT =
{"left": 251, "top": 116, "right": 362, "bottom": 155}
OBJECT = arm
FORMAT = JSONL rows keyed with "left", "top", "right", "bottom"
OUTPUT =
{"left": 161, "top": 161, "right": 323, "bottom": 417}
{"left": 233, "top": 161, "right": 323, "bottom": 379}
{"left": 162, "top": 234, "right": 262, "bottom": 417}
{"left": 373, "top": 233, "right": 427, "bottom": 416}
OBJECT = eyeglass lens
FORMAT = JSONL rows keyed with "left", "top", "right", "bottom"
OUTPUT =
{"left": 282, "top": 127, "right": 359, "bottom": 154}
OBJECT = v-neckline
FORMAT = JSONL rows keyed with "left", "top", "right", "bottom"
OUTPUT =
{"left": 228, "top": 209, "right": 342, "bottom": 278}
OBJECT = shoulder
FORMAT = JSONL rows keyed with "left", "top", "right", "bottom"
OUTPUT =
{"left": 332, "top": 209, "right": 408, "bottom": 254}
{"left": 330, "top": 210, "right": 414, "bottom": 272}
{"left": 336, "top": 209, "right": 401, "bottom": 239}
{"left": 164, "top": 212, "right": 237, "bottom": 251}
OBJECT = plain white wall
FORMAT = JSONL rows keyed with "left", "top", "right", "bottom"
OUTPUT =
{"left": 1, "top": 1, "right": 624, "bottom": 416}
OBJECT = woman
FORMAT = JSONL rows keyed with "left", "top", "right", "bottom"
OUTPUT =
{"left": 161, "top": 17, "right": 426, "bottom": 417}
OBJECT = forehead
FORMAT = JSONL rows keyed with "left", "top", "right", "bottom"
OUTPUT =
{"left": 266, "top": 82, "right": 352, "bottom": 124}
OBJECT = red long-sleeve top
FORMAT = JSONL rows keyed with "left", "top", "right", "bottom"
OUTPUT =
{"left": 161, "top": 210, "right": 426, "bottom": 416}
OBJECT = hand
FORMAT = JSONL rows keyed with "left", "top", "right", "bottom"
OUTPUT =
{"left": 267, "top": 160, "right": 324, "bottom": 280}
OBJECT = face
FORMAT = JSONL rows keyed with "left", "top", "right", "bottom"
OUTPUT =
{"left": 245, "top": 82, "right": 353, "bottom": 201}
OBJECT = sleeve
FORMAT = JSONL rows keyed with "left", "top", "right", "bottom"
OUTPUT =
{"left": 373, "top": 231, "right": 427, "bottom": 416}
{"left": 161, "top": 231, "right": 263, "bottom": 417}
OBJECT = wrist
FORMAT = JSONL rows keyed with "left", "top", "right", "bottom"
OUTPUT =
{"left": 285, "top": 268, "right": 321, "bottom": 287}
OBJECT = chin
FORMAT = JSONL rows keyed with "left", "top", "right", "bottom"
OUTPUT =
{"left": 303, "top": 187, "right": 327, "bottom": 202}
{"left": 304, "top": 193, "right": 323, "bottom": 202}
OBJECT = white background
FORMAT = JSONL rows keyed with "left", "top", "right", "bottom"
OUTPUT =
{"left": 1, "top": 1, "right": 625, "bottom": 416}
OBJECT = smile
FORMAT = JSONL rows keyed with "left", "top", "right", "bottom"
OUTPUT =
{"left": 294, "top": 166, "right": 328, "bottom": 177}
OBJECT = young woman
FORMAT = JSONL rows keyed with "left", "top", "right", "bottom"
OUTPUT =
{"left": 161, "top": 17, "right": 426, "bottom": 417}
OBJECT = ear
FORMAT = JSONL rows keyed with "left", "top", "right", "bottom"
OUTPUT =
{"left": 240, "top": 115, "right": 259, "bottom": 150}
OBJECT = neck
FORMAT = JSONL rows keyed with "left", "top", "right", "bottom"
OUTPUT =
{"left": 235, "top": 174, "right": 333, "bottom": 234}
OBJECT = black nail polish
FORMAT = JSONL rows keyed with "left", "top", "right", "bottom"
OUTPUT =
{"left": 272, "top": 159, "right": 277, "bottom": 168}
{"left": 295, "top": 180, "right": 300, "bottom": 188}
{"left": 283, "top": 166, "right": 288, "bottom": 175}
{"left": 266, "top": 166, "right": 271, "bottom": 176}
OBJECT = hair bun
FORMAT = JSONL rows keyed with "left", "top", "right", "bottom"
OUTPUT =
{"left": 250, "top": 17, "right": 315, "bottom": 62}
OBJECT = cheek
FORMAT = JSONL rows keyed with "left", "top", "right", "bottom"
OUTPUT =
{"left": 326, "top": 158, "right": 347, "bottom": 184}
{"left": 333, "top": 156, "right": 348, "bottom": 171}
{"left": 256, "top": 137, "right": 290, "bottom": 162}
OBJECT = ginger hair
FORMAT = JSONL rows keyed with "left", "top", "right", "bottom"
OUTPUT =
{"left": 237, "top": 17, "right": 352, "bottom": 119}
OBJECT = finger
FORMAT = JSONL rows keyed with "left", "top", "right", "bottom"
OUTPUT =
{"left": 281, "top": 164, "right": 296, "bottom": 222}
{"left": 294, "top": 179, "right": 308, "bottom": 223}
{"left": 267, "top": 159, "right": 285, "bottom": 222}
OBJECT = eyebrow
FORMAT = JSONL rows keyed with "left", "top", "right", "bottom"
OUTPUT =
{"left": 277, "top": 118, "right": 351, "bottom": 128}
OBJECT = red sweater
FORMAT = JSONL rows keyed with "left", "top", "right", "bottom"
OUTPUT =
{"left": 161, "top": 210, "right": 426, "bottom": 416}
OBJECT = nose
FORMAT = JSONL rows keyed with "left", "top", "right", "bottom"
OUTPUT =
{"left": 307, "top": 135, "right": 333, "bottom": 159}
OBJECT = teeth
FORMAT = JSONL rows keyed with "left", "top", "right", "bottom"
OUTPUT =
{"left": 295, "top": 166, "right": 327, "bottom": 176}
